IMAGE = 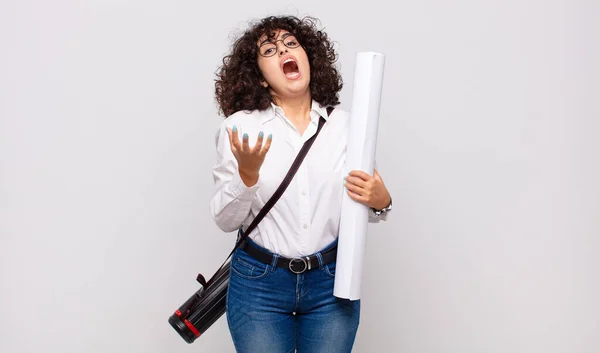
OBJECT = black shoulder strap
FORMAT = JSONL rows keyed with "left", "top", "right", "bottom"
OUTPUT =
{"left": 241, "top": 116, "right": 326, "bottom": 237}
{"left": 204, "top": 107, "right": 334, "bottom": 286}
{"left": 243, "top": 105, "right": 334, "bottom": 237}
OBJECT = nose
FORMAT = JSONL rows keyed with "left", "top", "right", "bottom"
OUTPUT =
{"left": 276, "top": 42, "right": 288, "bottom": 56}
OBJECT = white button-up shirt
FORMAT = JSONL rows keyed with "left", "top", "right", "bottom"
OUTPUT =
{"left": 210, "top": 100, "right": 387, "bottom": 258}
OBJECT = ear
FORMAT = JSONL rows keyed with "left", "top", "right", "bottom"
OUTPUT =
{"left": 261, "top": 81, "right": 269, "bottom": 88}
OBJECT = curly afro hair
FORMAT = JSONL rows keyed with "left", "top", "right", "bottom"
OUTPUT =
{"left": 214, "top": 15, "right": 343, "bottom": 117}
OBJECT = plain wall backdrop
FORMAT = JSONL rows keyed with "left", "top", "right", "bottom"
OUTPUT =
{"left": 1, "top": 0, "right": 598, "bottom": 352}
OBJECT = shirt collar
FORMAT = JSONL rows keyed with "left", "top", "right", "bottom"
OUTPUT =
{"left": 262, "top": 99, "right": 330, "bottom": 125}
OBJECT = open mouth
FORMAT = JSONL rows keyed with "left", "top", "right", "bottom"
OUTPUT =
{"left": 282, "top": 58, "right": 300, "bottom": 79}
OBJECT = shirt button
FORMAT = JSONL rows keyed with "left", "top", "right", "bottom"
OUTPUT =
{"left": 301, "top": 190, "right": 307, "bottom": 196}
{"left": 303, "top": 224, "right": 308, "bottom": 229}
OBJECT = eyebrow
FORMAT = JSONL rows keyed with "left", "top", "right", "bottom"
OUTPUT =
{"left": 259, "top": 32, "right": 294, "bottom": 46}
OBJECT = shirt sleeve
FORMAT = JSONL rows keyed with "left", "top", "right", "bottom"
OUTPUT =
{"left": 209, "top": 122, "right": 260, "bottom": 232}
{"left": 368, "top": 207, "right": 389, "bottom": 223}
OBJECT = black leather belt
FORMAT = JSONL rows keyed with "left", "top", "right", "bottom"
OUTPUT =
{"left": 240, "top": 240, "right": 337, "bottom": 274}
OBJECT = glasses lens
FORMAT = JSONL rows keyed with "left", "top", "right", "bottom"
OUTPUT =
{"left": 284, "top": 36, "right": 299, "bottom": 48}
{"left": 260, "top": 43, "right": 277, "bottom": 57}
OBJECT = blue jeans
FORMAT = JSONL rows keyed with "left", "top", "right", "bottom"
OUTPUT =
{"left": 226, "top": 238, "right": 360, "bottom": 353}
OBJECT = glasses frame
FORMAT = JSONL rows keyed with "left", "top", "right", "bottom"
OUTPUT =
{"left": 258, "top": 34, "right": 301, "bottom": 57}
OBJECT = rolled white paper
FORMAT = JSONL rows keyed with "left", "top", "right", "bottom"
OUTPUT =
{"left": 334, "top": 52, "right": 385, "bottom": 300}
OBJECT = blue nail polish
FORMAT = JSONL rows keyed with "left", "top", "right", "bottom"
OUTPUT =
{"left": 268, "top": 134, "right": 272, "bottom": 139}
{"left": 232, "top": 126, "right": 237, "bottom": 132}
{"left": 243, "top": 133, "right": 248, "bottom": 139}
{"left": 259, "top": 131, "right": 264, "bottom": 138}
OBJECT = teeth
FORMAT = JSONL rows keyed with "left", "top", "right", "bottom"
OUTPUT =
{"left": 283, "top": 58, "right": 294, "bottom": 64}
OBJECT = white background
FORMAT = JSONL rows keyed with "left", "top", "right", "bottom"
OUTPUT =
{"left": 1, "top": 0, "right": 598, "bottom": 352}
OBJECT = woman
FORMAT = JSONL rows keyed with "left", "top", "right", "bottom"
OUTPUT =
{"left": 210, "top": 15, "right": 392, "bottom": 353}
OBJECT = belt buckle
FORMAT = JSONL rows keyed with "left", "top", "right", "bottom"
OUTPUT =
{"left": 288, "top": 258, "right": 308, "bottom": 274}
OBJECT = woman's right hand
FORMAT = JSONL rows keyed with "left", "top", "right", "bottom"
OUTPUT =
{"left": 227, "top": 125, "right": 272, "bottom": 187}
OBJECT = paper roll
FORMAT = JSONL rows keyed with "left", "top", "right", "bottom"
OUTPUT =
{"left": 333, "top": 52, "right": 385, "bottom": 300}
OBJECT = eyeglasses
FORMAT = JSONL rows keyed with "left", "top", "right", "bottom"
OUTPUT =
{"left": 258, "top": 35, "right": 301, "bottom": 57}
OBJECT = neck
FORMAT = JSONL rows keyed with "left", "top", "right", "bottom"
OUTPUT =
{"left": 271, "top": 90, "right": 312, "bottom": 124}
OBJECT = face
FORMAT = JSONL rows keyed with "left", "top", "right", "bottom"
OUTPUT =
{"left": 256, "top": 29, "right": 311, "bottom": 100}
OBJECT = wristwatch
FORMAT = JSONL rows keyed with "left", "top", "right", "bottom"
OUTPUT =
{"left": 372, "top": 197, "right": 392, "bottom": 216}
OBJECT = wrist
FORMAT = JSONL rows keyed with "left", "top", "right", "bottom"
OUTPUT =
{"left": 239, "top": 169, "right": 259, "bottom": 187}
{"left": 372, "top": 195, "right": 392, "bottom": 211}
{"left": 371, "top": 196, "right": 392, "bottom": 216}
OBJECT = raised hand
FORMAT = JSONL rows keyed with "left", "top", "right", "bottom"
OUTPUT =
{"left": 227, "top": 125, "right": 272, "bottom": 187}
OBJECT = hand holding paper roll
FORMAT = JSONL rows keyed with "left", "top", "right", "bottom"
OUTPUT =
{"left": 344, "top": 169, "right": 391, "bottom": 211}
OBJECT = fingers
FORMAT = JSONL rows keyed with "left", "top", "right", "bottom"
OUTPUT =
{"left": 260, "top": 133, "right": 273, "bottom": 157}
{"left": 345, "top": 175, "right": 366, "bottom": 188}
{"left": 345, "top": 169, "right": 389, "bottom": 209}
{"left": 245, "top": 131, "right": 269, "bottom": 153}
{"left": 229, "top": 126, "right": 241, "bottom": 152}
{"left": 228, "top": 125, "right": 272, "bottom": 156}
{"left": 254, "top": 131, "right": 264, "bottom": 152}
{"left": 349, "top": 170, "right": 373, "bottom": 182}
{"left": 242, "top": 132, "right": 251, "bottom": 152}
{"left": 345, "top": 181, "right": 366, "bottom": 197}
{"left": 346, "top": 189, "right": 367, "bottom": 205}
{"left": 226, "top": 128, "right": 235, "bottom": 151}
{"left": 345, "top": 171, "right": 378, "bottom": 207}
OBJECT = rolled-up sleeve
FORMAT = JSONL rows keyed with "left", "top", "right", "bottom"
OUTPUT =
{"left": 209, "top": 122, "right": 259, "bottom": 232}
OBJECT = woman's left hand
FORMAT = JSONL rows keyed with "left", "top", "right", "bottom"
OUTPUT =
{"left": 344, "top": 169, "right": 391, "bottom": 210}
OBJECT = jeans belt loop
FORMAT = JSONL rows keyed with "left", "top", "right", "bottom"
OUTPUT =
{"left": 270, "top": 254, "right": 280, "bottom": 272}
{"left": 315, "top": 252, "right": 325, "bottom": 270}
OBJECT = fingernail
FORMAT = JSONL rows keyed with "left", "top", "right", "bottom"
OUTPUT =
{"left": 243, "top": 133, "right": 248, "bottom": 139}
{"left": 232, "top": 126, "right": 237, "bottom": 132}
{"left": 268, "top": 134, "right": 272, "bottom": 139}
{"left": 259, "top": 131, "right": 264, "bottom": 138}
